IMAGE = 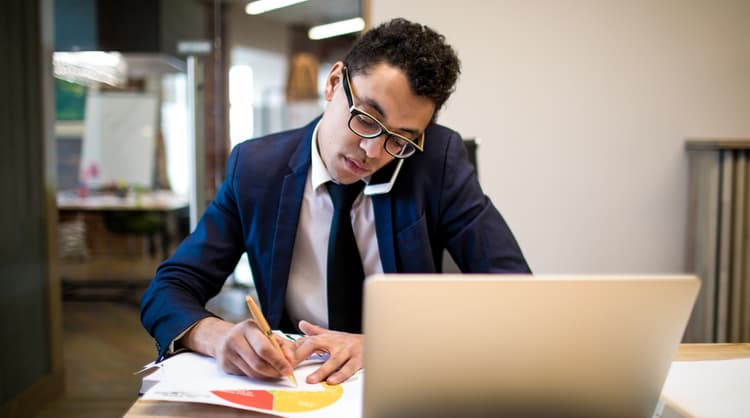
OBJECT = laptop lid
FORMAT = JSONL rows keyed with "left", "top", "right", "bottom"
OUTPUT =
{"left": 362, "top": 274, "right": 699, "bottom": 418}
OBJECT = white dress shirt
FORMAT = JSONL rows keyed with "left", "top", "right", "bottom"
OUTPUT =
{"left": 285, "top": 122, "right": 383, "bottom": 329}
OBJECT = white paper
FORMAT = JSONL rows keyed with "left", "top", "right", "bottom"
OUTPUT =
{"left": 660, "top": 358, "right": 750, "bottom": 418}
{"left": 141, "top": 352, "right": 363, "bottom": 418}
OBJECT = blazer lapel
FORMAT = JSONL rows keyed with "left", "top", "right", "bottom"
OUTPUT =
{"left": 267, "top": 125, "right": 313, "bottom": 326}
{"left": 373, "top": 193, "right": 397, "bottom": 272}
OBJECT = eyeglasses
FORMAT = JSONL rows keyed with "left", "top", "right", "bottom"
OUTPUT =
{"left": 342, "top": 67, "right": 424, "bottom": 159}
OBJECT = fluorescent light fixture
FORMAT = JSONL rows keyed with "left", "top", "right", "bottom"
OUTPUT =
{"left": 245, "top": 0, "right": 308, "bottom": 15}
{"left": 308, "top": 17, "right": 365, "bottom": 40}
{"left": 53, "top": 51, "right": 127, "bottom": 86}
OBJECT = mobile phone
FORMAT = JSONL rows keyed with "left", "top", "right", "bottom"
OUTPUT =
{"left": 364, "top": 159, "right": 404, "bottom": 195}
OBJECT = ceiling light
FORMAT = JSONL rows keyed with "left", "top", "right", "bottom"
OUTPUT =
{"left": 53, "top": 51, "right": 127, "bottom": 86}
{"left": 308, "top": 17, "right": 365, "bottom": 40}
{"left": 245, "top": 0, "right": 308, "bottom": 15}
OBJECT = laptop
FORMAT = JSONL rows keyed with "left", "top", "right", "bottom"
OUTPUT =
{"left": 362, "top": 274, "right": 699, "bottom": 418}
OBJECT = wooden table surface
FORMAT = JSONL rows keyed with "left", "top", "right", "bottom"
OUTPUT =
{"left": 672, "top": 343, "right": 750, "bottom": 361}
{"left": 124, "top": 344, "right": 750, "bottom": 418}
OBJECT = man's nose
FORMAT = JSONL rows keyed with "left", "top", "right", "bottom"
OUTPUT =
{"left": 359, "top": 135, "right": 385, "bottom": 159}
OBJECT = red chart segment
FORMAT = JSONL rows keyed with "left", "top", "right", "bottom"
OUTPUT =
{"left": 212, "top": 389, "right": 274, "bottom": 410}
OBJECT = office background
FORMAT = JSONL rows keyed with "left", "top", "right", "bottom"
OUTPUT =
{"left": 374, "top": 0, "right": 750, "bottom": 275}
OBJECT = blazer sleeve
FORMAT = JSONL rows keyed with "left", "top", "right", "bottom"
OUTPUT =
{"left": 437, "top": 131, "right": 531, "bottom": 274}
{"left": 140, "top": 146, "right": 246, "bottom": 359}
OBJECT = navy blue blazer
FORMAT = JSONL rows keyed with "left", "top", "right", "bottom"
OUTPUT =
{"left": 141, "top": 119, "right": 530, "bottom": 358}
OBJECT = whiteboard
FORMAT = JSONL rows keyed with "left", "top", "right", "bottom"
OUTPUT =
{"left": 80, "top": 91, "right": 158, "bottom": 188}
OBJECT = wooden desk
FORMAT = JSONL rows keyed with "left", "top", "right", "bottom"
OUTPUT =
{"left": 672, "top": 343, "right": 750, "bottom": 361}
{"left": 123, "top": 344, "right": 750, "bottom": 418}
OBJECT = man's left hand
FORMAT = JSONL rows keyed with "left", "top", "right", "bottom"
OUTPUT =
{"left": 294, "top": 320, "right": 363, "bottom": 385}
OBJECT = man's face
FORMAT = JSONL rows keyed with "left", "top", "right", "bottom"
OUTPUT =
{"left": 317, "top": 62, "right": 435, "bottom": 185}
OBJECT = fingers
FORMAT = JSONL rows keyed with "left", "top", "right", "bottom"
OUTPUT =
{"left": 293, "top": 329, "right": 364, "bottom": 385}
{"left": 214, "top": 320, "right": 292, "bottom": 379}
{"left": 219, "top": 344, "right": 276, "bottom": 378}
{"left": 274, "top": 334, "right": 299, "bottom": 366}
{"left": 298, "top": 320, "right": 327, "bottom": 336}
{"left": 293, "top": 334, "right": 323, "bottom": 363}
{"left": 306, "top": 356, "right": 360, "bottom": 385}
{"left": 323, "top": 359, "right": 360, "bottom": 385}
{"left": 243, "top": 325, "right": 293, "bottom": 375}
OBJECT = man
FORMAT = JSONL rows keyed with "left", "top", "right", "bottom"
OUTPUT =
{"left": 141, "top": 18, "right": 530, "bottom": 387}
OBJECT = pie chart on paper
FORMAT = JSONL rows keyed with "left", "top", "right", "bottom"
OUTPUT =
{"left": 212, "top": 382, "right": 344, "bottom": 412}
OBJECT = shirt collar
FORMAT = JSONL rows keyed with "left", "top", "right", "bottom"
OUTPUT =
{"left": 310, "top": 120, "right": 333, "bottom": 192}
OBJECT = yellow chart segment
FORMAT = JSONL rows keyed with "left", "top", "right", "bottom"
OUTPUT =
{"left": 212, "top": 383, "right": 343, "bottom": 412}
{"left": 273, "top": 383, "right": 343, "bottom": 412}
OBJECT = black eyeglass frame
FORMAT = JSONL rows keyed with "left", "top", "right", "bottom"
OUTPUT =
{"left": 341, "top": 67, "right": 425, "bottom": 159}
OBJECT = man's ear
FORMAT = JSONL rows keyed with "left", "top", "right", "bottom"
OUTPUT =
{"left": 323, "top": 61, "right": 345, "bottom": 101}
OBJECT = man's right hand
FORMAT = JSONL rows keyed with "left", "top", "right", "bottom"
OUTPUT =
{"left": 182, "top": 317, "right": 296, "bottom": 379}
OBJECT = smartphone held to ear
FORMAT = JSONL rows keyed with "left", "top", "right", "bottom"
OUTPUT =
{"left": 364, "top": 159, "right": 404, "bottom": 195}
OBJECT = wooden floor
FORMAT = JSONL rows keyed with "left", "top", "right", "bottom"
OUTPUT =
{"left": 32, "top": 301, "right": 155, "bottom": 418}
{"left": 31, "top": 286, "right": 251, "bottom": 418}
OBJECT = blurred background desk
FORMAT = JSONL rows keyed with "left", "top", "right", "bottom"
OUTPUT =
{"left": 57, "top": 190, "right": 189, "bottom": 303}
{"left": 57, "top": 190, "right": 189, "bottom": 212}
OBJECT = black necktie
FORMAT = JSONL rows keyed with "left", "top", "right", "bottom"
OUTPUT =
{"left": 326, "top": 180, "right": 366, "bottom": 333}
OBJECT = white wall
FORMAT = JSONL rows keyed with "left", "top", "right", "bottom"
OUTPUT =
{"left": 227, "top": 3, "right": 290, "bottom": 110}
{"left": 371, "top": 0, "right": 750, "bottom": 274}
{"left": 227, "top": 3, "right": 290, "bottom": 56}
{"left": 227, "top": 4, "right": 290, "bottom": 138}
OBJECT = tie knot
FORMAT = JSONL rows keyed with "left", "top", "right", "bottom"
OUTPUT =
{"left": 326, "top": 181, "right": 364, "bottom": 212}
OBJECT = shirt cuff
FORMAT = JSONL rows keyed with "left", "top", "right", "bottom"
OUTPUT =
{"left": 166, "top": 320, "right": 202, "bottom": 356}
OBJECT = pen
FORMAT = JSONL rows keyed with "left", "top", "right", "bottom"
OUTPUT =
{"left": 244, "top": 295, "right": 298, "bottom": 387}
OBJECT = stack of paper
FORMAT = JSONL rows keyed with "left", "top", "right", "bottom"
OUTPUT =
{"left": 139, "top": 352, "right": 363, "bottom": 418}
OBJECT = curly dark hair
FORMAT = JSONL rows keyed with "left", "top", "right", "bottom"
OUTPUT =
{"left": 343, "top": 18, "right": 461, "bottom": 118}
